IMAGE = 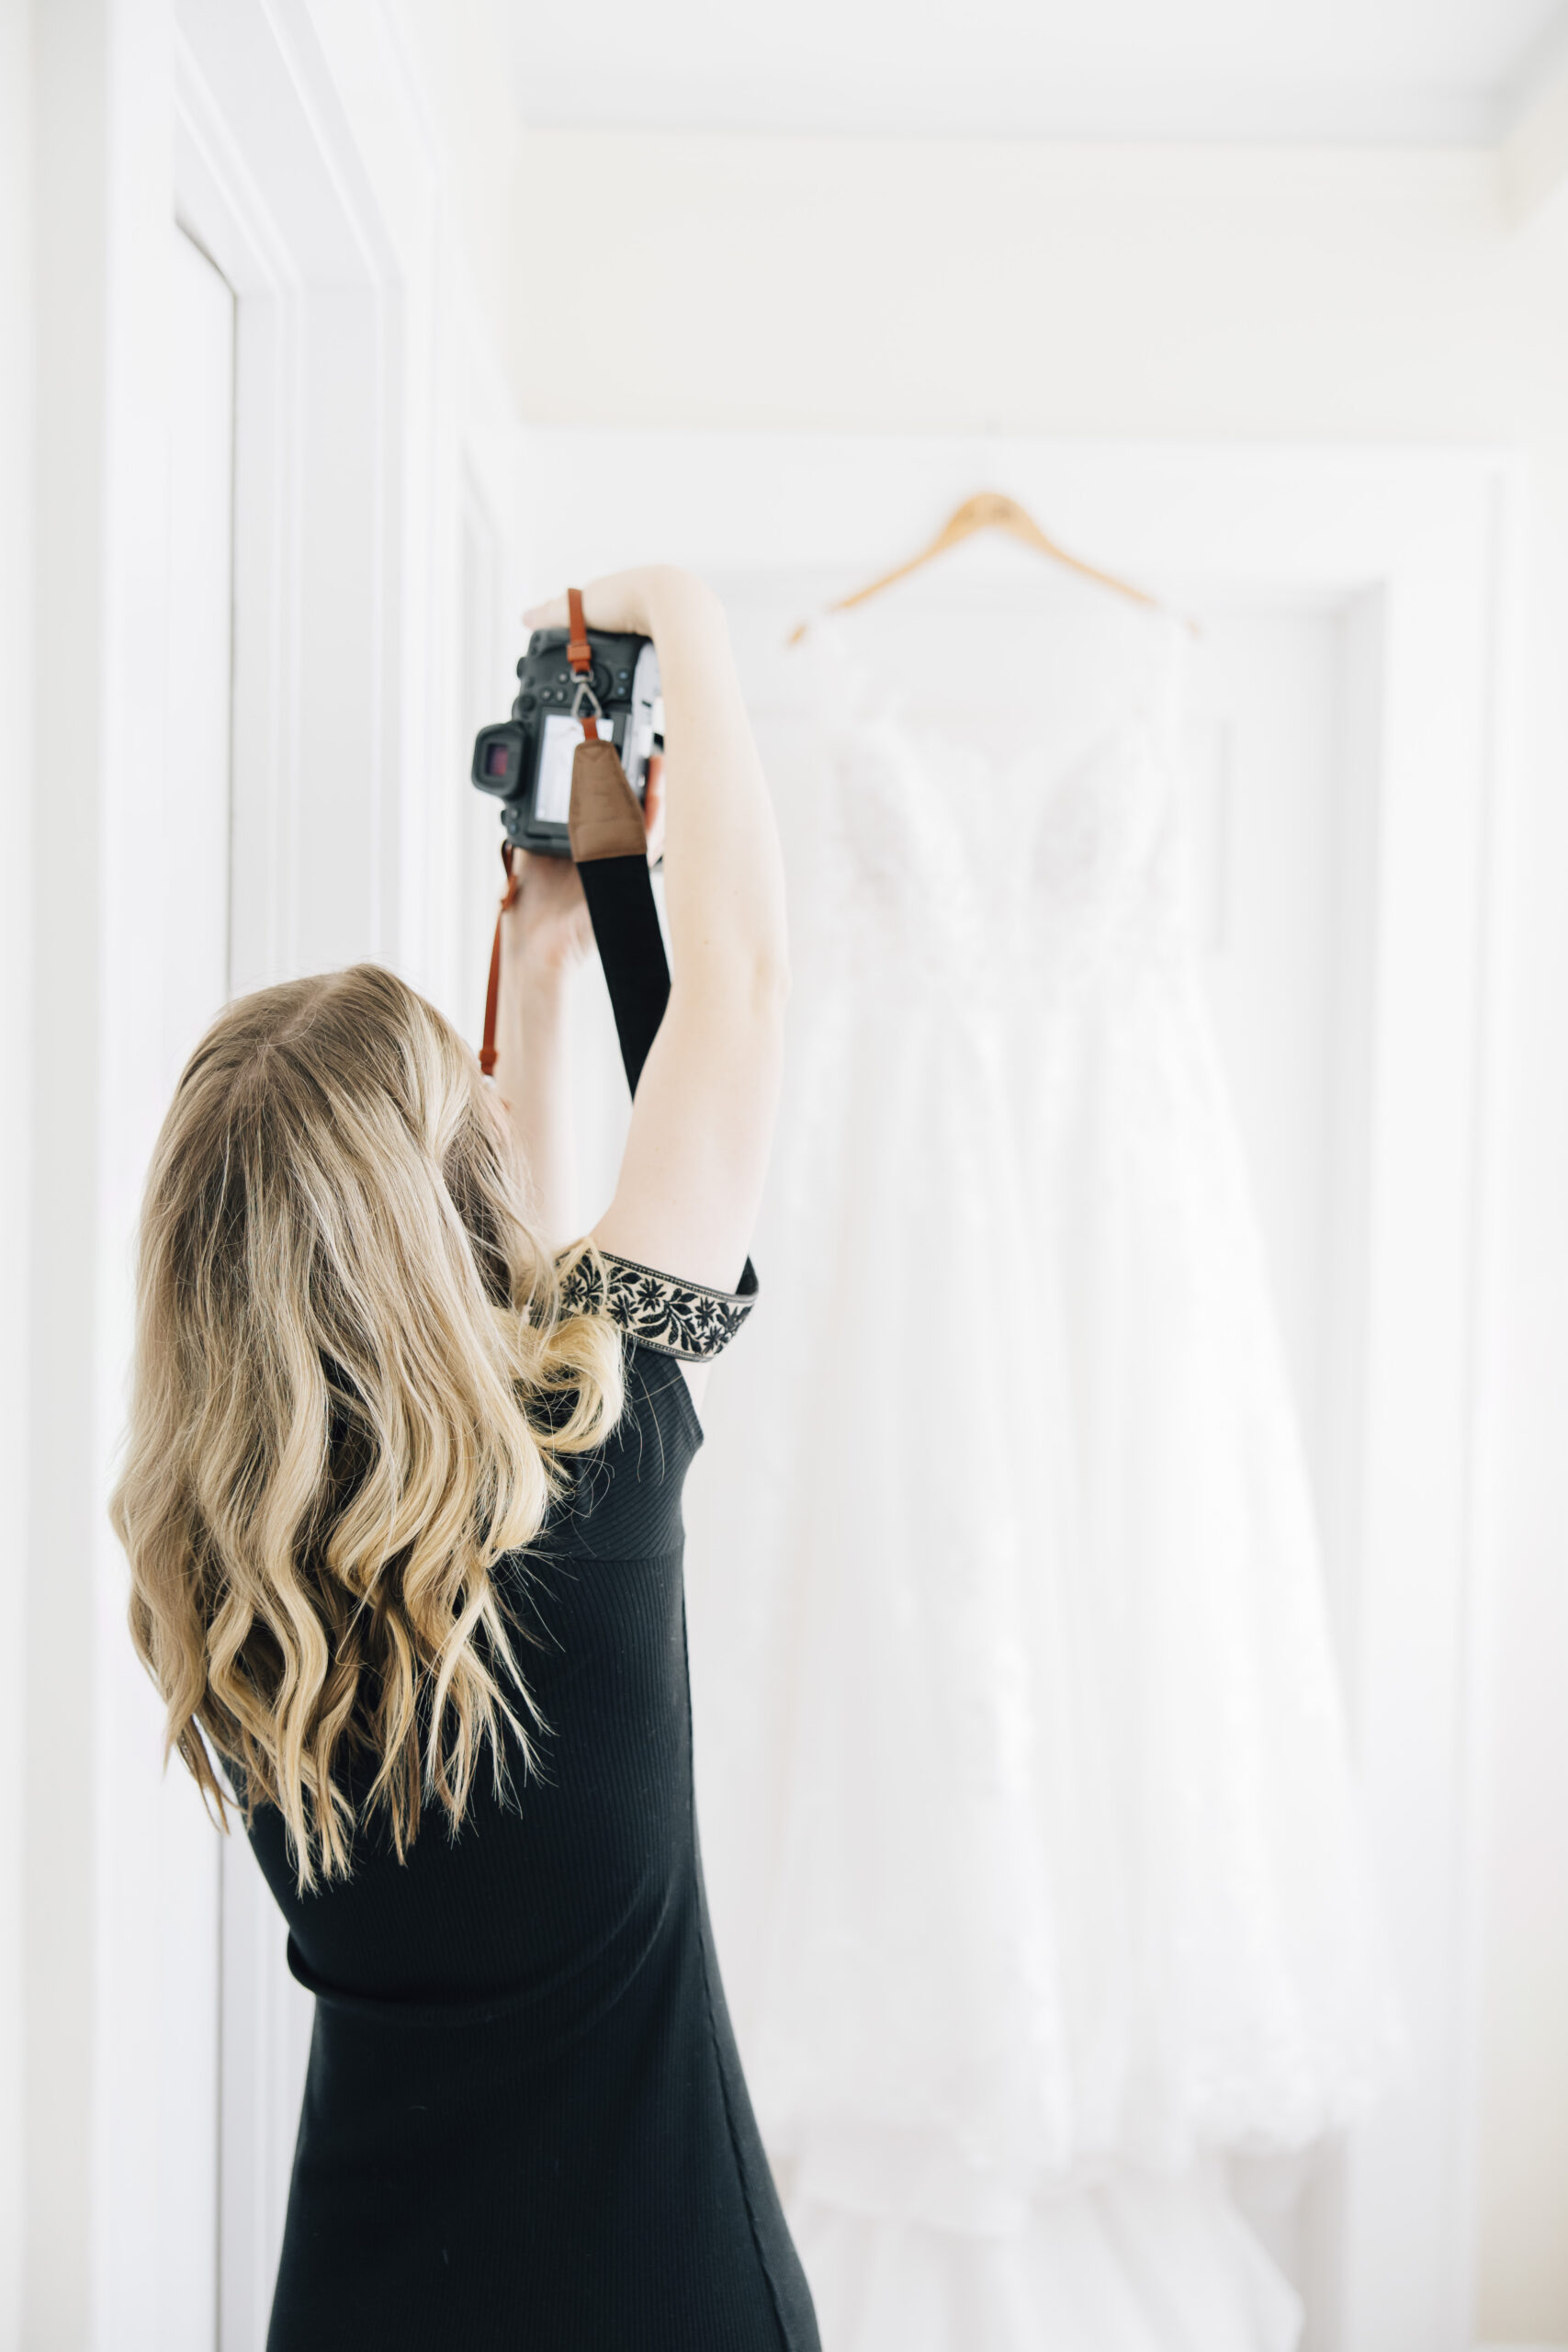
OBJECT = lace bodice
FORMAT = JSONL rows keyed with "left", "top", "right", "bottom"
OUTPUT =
{"left": 798, "top": 608, "right": 1196, "bottom": 1020}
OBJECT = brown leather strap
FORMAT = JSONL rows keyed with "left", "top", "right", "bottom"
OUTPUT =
{"left": 567, "top": 587, "right": 591, "bottom": 674}
{"left": 566, "top": 585, "right": 599, "bottom": 740}
{"left": 479, "top": 588, "right": 608, "bottom": 1069}
{"left": 569, "top": 737, "right": 646, "bottom": 863}
{"left": 479, "top": 842, "right": 522, "bottom": 1077}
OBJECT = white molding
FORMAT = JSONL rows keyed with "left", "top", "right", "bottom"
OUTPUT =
{"left": 0, "top": 0, "right": 35, "bottom": 2335}
{"left": 174, "top": 0, "right": 414, "bottom": 1004}
{"left": 1336, "top": 465, "right": 1511, "bottom": 2352}
{"left": 170, "top": 15, "right": 411, "bottom": 2343}
{"left": 1454, "top": 462, "right": 1534, "bottom": 2352}
{"left": 160, "top": 7, "right": 520, "bottom": 2345}
{"left": 174, "top": 35, "right": 300, "bottom": 294}
{"left": 1502, "top": 6, "right": 1568, "bottom": 222}
{"left": 515, "top": 428, "right": 1517, "bottom": 2352}
{"left": 1502, "top": 50, "right": 1568, "bottom": 223}
{"left": 19, "top": 0, "right": 514, "bottom": 2340}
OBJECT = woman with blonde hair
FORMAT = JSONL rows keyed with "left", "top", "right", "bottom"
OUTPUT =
{"left": 111, "top": 570, "right": 817, "bottom": 2349}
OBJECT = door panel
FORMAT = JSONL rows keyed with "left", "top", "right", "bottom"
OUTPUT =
{"left": 1185, "top": 605, "right": 1346, "bottom": 1521}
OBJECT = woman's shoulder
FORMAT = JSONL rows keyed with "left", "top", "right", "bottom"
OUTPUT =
{"left": 537, "top": 1248, "right": 757, "bottom": 1560}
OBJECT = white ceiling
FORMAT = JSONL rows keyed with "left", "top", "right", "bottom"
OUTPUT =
{"left": 502, "top": 0, "right": 1568, "bottom": 145}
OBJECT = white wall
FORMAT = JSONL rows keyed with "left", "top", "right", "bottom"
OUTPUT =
{"left": 503, "top": 130, "right": 1568, "bottom": 2343}
{"left": 24, "top": 2, "right": 115, "bottom": 2339}
{"left": 383, "top": 0, "right": 517, "bottom": 349}
{"left": 0, "top": 0, "right": 33, "bottom": 2341}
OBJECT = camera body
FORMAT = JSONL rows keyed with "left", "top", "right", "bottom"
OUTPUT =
{"left": 471, "top": 628, "right": 661, "bottom": 858}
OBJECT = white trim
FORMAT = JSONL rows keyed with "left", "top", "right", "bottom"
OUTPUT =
{"left": 1502, "top": 14, "right": 1568, "bottom": 221}
{"left": 1336, "top": 459, "right": 1517, "bottom": 2352}
{"left": 1454, "top": 464, "right": 1533, "bottom": 2352}
{"left": 16, "top": 0, "right": 515, "bottom": 2337}
{"left": 170, "top": 15, "right": 411, "bottom": 2344}
{"left": 167, "top": 7, "right": 524, "bottom": 2344}
{"left": 0, "top": 0, "right": 35, "bottom": 2334}
{"left": 56, "top": 3, "right": 519, "bottom": 2344}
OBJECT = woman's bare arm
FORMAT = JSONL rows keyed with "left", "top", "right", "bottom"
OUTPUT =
{"left": 489, "top": 852, "right": 595, "bottom": 1254}
{"left": 520, "top": 567, "right": 788, "bottom": 1298}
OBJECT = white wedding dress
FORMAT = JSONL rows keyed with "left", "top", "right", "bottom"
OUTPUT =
{"left": 683, "top": 583, "right": 1400, "bottom": 2350}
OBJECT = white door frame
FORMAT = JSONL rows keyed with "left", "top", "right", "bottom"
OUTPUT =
{"left": 172, "top": 36, "right": 407, "bottom": 2335}
{"left": 517, "top": 428, "right": 1522, "bottom": 2352}
{"left": 76, "top": 5, "right": 520, "bottom": 2346}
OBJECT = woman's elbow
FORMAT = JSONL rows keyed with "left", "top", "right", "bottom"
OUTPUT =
{"left": 674, "top": 953, "right": 791, "bottom": 1030}
{"left": 716, "top": 956, "right": 790, "bottom": 1036}
{"left": 745, "top": 953, "right": 792, "bottom": 1018}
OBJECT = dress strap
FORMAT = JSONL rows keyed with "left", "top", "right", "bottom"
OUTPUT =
{"left": 559, "top": 1250, "right": 759, "bottom": 1363}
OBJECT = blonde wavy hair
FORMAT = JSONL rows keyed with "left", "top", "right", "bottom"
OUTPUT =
{"left": 109, "top": 963, "right": 624, "bottom": 1891}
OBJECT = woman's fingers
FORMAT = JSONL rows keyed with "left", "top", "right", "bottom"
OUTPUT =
{"left": 502, "top": 850, "right": 595, "bottom": 975}
{"left": 520, "top": 568, "right": 684, "bottom": 640}
{"left": 642, "top": 756, "right": 667, "bottom": 865}
{"left": 522, "top": 582, "right": 640, "bottom": 632}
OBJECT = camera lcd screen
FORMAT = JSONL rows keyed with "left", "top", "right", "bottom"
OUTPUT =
{"left": 535, "top": 713, "right": 588, "bottom": 826}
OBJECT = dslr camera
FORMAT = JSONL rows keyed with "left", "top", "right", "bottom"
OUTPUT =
{"left": 471, "top": 628, "right": 662, "bottom": 858}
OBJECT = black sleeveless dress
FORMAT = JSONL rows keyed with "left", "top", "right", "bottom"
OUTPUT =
{"left": 245, "top": 1255, "right": 818, "bottom": 2352}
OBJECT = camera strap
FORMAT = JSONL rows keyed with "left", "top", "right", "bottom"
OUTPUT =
{"left": 478, "top": 844, "right": 523, "bottom": 1078}
{"left": 477, "top": 591, "right": 645, "bottom": 1082}
{"left": 565, "top": 585, "right": 599, "bottom": 738}
{"left": 477, "top": 591, "right": 604, "bottom": 1077}
{"left": 568, "top": 725, "right": 670, "bottom": 1091}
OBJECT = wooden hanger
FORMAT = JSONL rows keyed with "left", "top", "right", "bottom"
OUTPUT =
{"left": 787, "top": 491, "right": 1181, "bottom": 645}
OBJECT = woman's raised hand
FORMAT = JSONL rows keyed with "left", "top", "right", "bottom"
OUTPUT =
{"left": 521, "top": 565, "right": 717, "bottom": 643}
{"left": 502, "top": 850, "right": 595, "bottom": 979}
{"left": 573, "top": 568, "right": 788, "bottom": 1309}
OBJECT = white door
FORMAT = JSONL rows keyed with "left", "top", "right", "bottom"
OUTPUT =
{"left": 1184, "top": 604, "right": 1352, "bottom": 1583}
{"left": 205, "top": 276, "right": 318, "bottom": 2352}
{"left": 1182, "top": 604, "right": 1360, "bottom": 2332}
